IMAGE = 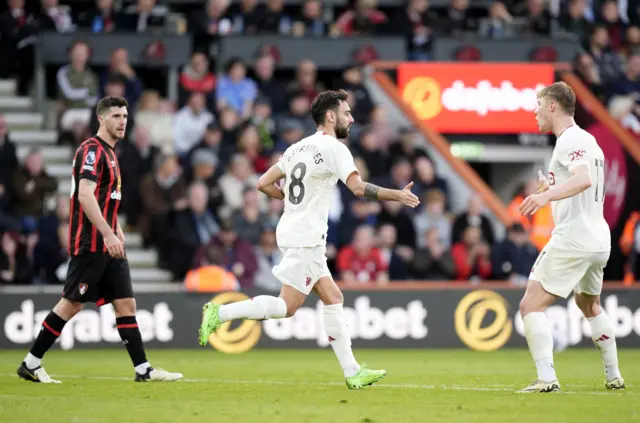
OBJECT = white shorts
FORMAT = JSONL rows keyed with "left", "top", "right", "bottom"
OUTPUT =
{"left": 529, "top": 246, "right": 610, "bottom": 299}
{"left": 272, "top": 245, "right": 331, "bottom": 295}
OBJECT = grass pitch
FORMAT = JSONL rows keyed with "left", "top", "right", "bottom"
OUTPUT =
{"left": 0, "top": 349, "right": 637, "bottom": 423}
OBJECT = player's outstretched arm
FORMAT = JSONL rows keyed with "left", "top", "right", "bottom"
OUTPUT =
{"left": 345, "top": 172, "right": 420, "bottom": 208}
{"left": 78, "top": 179, "right": 124, "bottom": 258}
{"left": 256, "top": 164, "right": 285, "bottom": 200}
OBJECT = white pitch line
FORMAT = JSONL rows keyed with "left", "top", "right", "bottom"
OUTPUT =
{"left": 0, "top": 374, "right": 631, "bottom": 396}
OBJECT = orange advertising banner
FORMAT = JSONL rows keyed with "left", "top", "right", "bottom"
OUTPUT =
{"left": 397, "top": 63, "right": 555, "bottom": 134}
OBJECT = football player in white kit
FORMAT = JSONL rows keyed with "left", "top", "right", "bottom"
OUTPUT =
{"left": 517, "top": 82, "right": 624, "bottom": 393}
{"left": 198, "top": 90, "right": 420, "bottom": 389}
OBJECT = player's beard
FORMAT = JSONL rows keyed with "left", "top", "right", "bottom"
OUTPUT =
{"left": 335, "top": 121, "right": 350, "bottom": 139}
{"left": 108, "top": 125, "right": 122, "bottom": 141}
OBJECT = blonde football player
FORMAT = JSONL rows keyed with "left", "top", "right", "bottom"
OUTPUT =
{"left": 518, "top": 82, "right": 624, "bottom": 392}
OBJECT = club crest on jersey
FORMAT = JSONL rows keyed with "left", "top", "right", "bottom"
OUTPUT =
{"left": 85, "top": 151, "right": 96, "bottom": 165}
{"left": 79, "top": 283, "right": 88, "bottom": 296}
{"left": 568, "top": 149, "right": 585, "bottom": 162}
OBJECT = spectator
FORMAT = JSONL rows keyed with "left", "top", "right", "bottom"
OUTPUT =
{"left": 377, "top": 157, "right": 413, "bottom": 193}
{"left": 216, "top": 58, "right": 258, "bottom": 119}
{"left": 623, "top": 25, "right": 640, "bottom": 58}
{"left": 287, "top": 60, "right": 325, "bottom": 105}
{"left": 451, "top": 194, "right": 495, "bottom": 246}
{"left": 0, "top": 115, "right": 18, "bottom": 184}
{"left": 337, "top": 225, "right": 388, "bottom": 284}
{"left": 514, "top": 0, "right": 552, "bottom": 36}
{"left": 253, "top": 52, "right": 287, "bottom": 113}
{"left": 609, "top": 51, "right": 640, "bottom": 99}
{"left": 377, "top": 224, "right": 411, "bottom": 280}
{"left": 187, "top": 122, "right": 224, "bottom": 170}
{"left": 230, "top": 187, "right": 267, "bottom": 245}
{"left": 355, "top": 127, "right": 387, "bottom": 179}
{"left": 293, "top": 0, "right": 326, "bottom": 36}
{"left": 388, "top": 127, "right": 429, "bottom": 165}
{"left": 100, "top": 48, "right": 143, "bottom": 109}
{"left": 276, "top": 91, "right": 316, "bottom": 144}
{"left": 412, "top": 227, "right": 456, "bottom": 280}
{"left": 559, "top": 0, "right": 589, "bottom": 40}
{"left": 135, "top": 90, "right": 175, "bottom": 153}
{"left": 250, "top": 96, "right": 277, "bottom": 153}
{"left": 377, "top": 199, "right": 416, "bottom": 249}
{"left": 119, "top": 0, "right": 166, "bottom": 32}
{"left": 194, "top": 219, "right": 258, "bottom": 289}
{"left": 34, "top": 194, "right": 68, "bottom": 261}
{"left": 218, "top": 154, "right": 259, "bottom": 218}
{"left": 138, "top": 154, "right": 188, "bottom": 260}
{"left": 171, "top": 181, "right": 219, "bottom": 279}
{"left": 507, "top": 179, "right": 553, "bottom": 252}
{"left": 36, "top": 0, "right": 75, "bottom": 33}
{"left": 190, "top": 148, "right": 224, "bottom": 218}
{"left": 0, "top": 0, "right": 38, "bottom": 95}
{"left": 368, "top": 105, "right": 395, "bottom": 150}
{"left": 573, "top": 53, "right": 603, "bottom": 99}
{"left": 119, "top": 126, "right": 160, "bottom": 227}
{"left": 33, "top": 221, "right": 69, "bottom": 284}
{"left": 335, "top": 0, "right": 387, "bottom": 36}
{"left": 599, "top": 0, "right": 624, "bottom": 51}
{"left": 230, "top": 0, "right": 262, "bottom": 34}
{"left": 179, "top": 52, "right": 216, "bottom": 109}
{"left": 219, "top": 106, "right": 242, "bottom": 147}
{"left": 10, "top": 149, "right": 57, "bottom": 218}
{"left": 253, "top": 226, "right": 282, "bottom": 291}
{"left": 77, "top": 0, "right": 119, "bottom": 33}
{"left": 440, "top": 0, "right": 478, "bottom": 36}
{"left": 385, "top": 0, "right": 434, "bottom": 61}
{"left": 413, "top": 155, "right": 449, "bottom": 202}
{"left": 264, "top": 197, "right": 284, "bottom": 229}
{"left": 413, "top": 189, "right": 452, "bottom": 249}
{"left": 479, "top": 1, "right": 516, "bottom": 39}
{"left": 173, "top": 92, "right": 215, "bottom": 157}
{"left": 451, "top": 225, "right": 492, "bottom": 281}
{"left": 237, "top": 124, "right": 268, "bottom": 173}
{"left": 56, "top": 40, "right": 98, "bottom": 132}
{"left": 587, "top": 25, "right": 624, "bottom": 85}
{"left": 189, "top": 0, "right": 232, "bottom": 51}
{"left": 491, "top": 223, "right": 538, "bottom": 284}
{"left": 335, "top": 63, "right": 374, "bottom": 123}
{"left": 0, "top": 231, "right": 35, "bottom": 284}
{"left": 258, "top": 0, "right": 291, "bottom": 34}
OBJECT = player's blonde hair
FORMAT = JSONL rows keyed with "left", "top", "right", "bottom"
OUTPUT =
{"left": 537, "top": 82, "right": 576, "bottom": 116}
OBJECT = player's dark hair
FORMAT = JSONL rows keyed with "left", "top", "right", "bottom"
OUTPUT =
{"left": 537, "top": 82, "right": 576, "bottom": 116}
{"left": 96, "top": 96, "right": 128, "bottom": 116}
{"left": 311, "top": 89, "right": 349, "bottom": 125}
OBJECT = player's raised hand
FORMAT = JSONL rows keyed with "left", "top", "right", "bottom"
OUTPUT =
{"left": 105, "top": 232, "right": 125, "bottom": 259}
{"left": 537, "top": 170, "right": 550, "bottom": 193}
{"left": 398, "top": 182, "right": 420, "bottom": 208}
{"left": 519, "top": 193, "right": 549, "bottom": 216}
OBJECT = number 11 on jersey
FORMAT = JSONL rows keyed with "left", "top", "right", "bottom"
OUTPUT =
{"left": 594, "top": 158, "right": 605, "bottom": 203}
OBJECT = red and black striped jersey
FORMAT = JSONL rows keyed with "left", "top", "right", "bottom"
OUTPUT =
{"left": 68, "top": 136, "right": 122, "bottom": 256}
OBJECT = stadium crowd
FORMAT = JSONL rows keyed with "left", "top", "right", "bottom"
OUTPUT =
{"left": 0, "top": 0, "right": 639, "bottom": 287}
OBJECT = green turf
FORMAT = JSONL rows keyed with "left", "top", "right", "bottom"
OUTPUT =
{"left": 0, "top": 349, "right": 637, "bottom": 423}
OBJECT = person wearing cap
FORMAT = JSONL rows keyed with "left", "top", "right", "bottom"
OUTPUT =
{"left": 491, "top": 222, "right": 538, "bottom": 283}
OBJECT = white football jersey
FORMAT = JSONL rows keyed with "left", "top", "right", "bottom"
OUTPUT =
{"left": 275, "top": 131, "right": 358, "bottom": 248}
{"left": 546, "top": 125, "right": 610, "bottom": 252}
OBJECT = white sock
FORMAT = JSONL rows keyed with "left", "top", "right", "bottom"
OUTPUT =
{"left": 218, "top": 296, "right": 287, "bottom": 323}
{"left": 135, "top": 362, "right": 151, "bottom": 375}
{"left": 523, "top": 312, "right": 557, "bottom": 382}
{"left": 24, "top": 353, "right": 41, "bottom": 370}
{"left": 588, "top": 311, "right": 622, "bottom": 381}
{"left": 323, "top": 304, "right": 360, "bottom": 378}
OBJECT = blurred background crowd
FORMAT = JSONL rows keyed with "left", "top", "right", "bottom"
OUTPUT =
{"left": 0, "top": 0, "right": 639, "bottom": 289}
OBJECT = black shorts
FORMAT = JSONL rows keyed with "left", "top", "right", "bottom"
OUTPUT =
{"left": 63, "top": 252, "right": 133, "bottom": 305}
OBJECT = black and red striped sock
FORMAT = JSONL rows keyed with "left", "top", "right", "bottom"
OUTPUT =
{"left": 116, "top": 316, "right": 148, "bottom": 367}
{"left": 29, "top": 312, "right": 67, "bottom": 360}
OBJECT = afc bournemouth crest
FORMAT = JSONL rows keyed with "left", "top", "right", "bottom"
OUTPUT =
{"left": 79, "top": 283, "right": 88, "bottom": 296}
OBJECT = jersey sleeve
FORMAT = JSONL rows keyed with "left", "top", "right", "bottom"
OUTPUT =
{"left": 77, "top": 143, "right": 104, "bottom": 182}
{"left": 557, "top": 136, "right": 591, "bottom": 172}
{"left": 329, "top": 141, "right": 358, "bottom": 184}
